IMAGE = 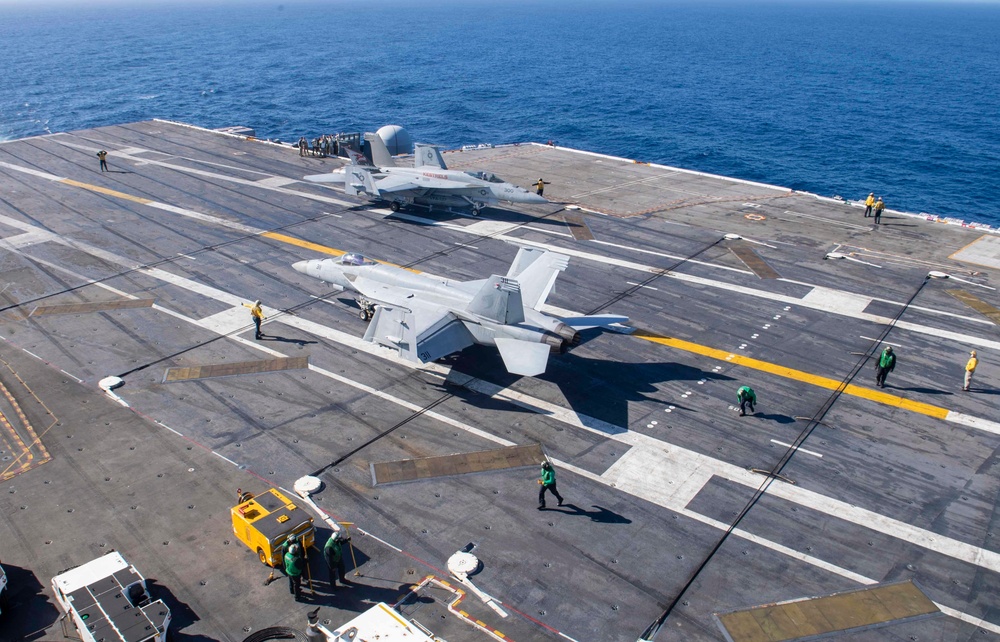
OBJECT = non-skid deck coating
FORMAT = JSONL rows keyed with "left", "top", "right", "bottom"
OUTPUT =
{"left": 0, "top": 120, "right": 998, "bottom": 642}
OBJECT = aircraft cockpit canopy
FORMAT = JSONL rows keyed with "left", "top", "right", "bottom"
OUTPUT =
{"left": 467, "top": 171, "right": 505, "bottom": 184}
{"left": 338, "top": 253, "right": 374, "bottom": 266}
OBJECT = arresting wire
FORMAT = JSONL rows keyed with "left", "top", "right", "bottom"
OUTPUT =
{"left": 586, "top": 235, "right": 725, "bottom": 316}
{"left": 309, "top": 392, "right": 454, "bottom": 477}
{"left": 638, "top": 275, "right": 931, "bottom": 641}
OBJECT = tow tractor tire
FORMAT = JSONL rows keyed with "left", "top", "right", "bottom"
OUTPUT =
{"left": 257, "top": 548, "right": 269, "bottom": 566}
{"left": 390, "top": 202, "right": 401, "bottom": 212}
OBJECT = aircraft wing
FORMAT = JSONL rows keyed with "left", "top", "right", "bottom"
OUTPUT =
{"left": 348, "top": 276, "right": 413, "bottom": 307}
{"left": 370, "top": 174, "right": 424, "bottom": 194}
{"left": 376, "top": 173, "right": 485, "bottom": 195}
{"left": 303, "top": 172, "right": 345, "bottom": 184}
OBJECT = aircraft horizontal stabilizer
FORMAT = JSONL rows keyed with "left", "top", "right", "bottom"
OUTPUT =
{"left": 559, "top": 314, "right": 630, "bottom": 329}
{"left": 495, "top": 338, "right": 551, "bottom": 376}
{"left": 303, "top": 172, "right": 345, "bottom": 184}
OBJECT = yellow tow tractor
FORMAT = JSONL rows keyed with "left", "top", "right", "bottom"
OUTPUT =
{"left": 231, "top": 488, "right": 315, "bottom": 567}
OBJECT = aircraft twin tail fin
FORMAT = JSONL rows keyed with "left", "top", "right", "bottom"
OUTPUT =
{"left": 413, "top": 143, "right": 447, "bottom": 170}
{"left": 505, "top": 247, "right": 569, "bottom": 310}
{"left": 345, "top": 165, "right": 380, "bottom": 198}
{"left": 467, "top": 276, "right": 525, "bottom": 325}
{"left": 367, "top": 134, "right": 397, "bottom": 168}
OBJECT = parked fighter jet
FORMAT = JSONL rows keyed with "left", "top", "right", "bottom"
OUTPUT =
{"left": 303, "top": 137, "right": 547, "bottom": 215}
{"left": 292, "top": 247, "right": 627, "bottom": 376}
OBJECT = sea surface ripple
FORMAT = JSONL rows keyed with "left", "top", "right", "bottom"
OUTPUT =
{"left": 1, "top": 0, "right": 998, "bottom": 225}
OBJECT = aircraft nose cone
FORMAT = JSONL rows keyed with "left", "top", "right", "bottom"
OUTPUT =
{"left": 292, "top": 260, "right": 310, "bottom": 274}
{"left": 525, "top": 191, "right": 548, "bottom": 204}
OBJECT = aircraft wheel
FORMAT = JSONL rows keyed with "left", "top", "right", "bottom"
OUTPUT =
{"left": 390, "top": 201, "right": 401, "bottom": 212}
{"left": 360, "top": 309, "right": 370, "bottom": 321}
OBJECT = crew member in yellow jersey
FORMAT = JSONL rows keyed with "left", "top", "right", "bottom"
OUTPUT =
{"left": 864, "top": 192, "right": 875, "bottom": 217}
{"left": 243, "top": 299, "right": 265, "bottom": 339}
{"left": 873, "top": 197, "right": 885, "bottom": 224}
{"left": 964, "top": 350, "right": 978, "bottom": 391}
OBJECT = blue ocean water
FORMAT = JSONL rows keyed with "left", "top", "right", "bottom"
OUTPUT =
{"left": 1, "top": 0, "right": 998, "bottom": 224}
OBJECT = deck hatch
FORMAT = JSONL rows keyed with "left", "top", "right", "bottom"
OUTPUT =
{"left": 562, "top": 212, "right": 596, "bottom": 240}
{"left": 30, "top": 298, "right": 155, "bottom": 317}
{"left": 371, "top": 443, "right": 544, "bottom": 485}
{"left": 163, "top": 356, "right": 309, "bottom": 382}
{"left": 945, "top": 289, "right": 1000, "bottom": 325}
{"left": 714, "top": 580, "right": 940, "bottom": 642}
{"left": 729, "top": 244, "right": 781, "bottom": 279}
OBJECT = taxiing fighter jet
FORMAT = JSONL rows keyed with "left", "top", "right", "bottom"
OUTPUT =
{"left": 303, "top": 137, "right": 547, "bottom": 215}
{"left": 292, "top": 247, "right": 627, "bottom": 376}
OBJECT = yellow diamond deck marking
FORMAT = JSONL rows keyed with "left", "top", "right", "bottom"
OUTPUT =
{"left": 946, "top": 289, "right": 1000, "bottom": 325}
{"left": 372, "top": 443, "right": 544, "bottom": 485}
{"left": 31, "top": 298, "right": 155, "bottom": 317}
{"left": 715, "top": 580, "right": 940, "bottom": 642}
{"left": 729, "top": 244, "right": 781, "bottom": 279}
{"left": 163, "top": 356, "right": 309, "bottom": 383}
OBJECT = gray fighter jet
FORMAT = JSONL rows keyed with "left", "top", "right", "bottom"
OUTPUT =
{"left": 303, "top": 138, "right": 548, "bottom": 215}
{"left": 292, "top": 247, "right": 627, "bottom": 376}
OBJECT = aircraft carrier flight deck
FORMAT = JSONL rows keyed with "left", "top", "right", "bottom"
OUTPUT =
{"left": 0, "top": 120, "right": 998, "bottom": 642}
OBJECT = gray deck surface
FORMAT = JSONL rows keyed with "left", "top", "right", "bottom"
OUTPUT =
{"left": 0, "top": 120, "right": 998, "bottom": 642}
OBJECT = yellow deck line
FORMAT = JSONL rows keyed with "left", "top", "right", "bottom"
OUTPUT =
{"left": 60, "top": 178, "right": 153, "bottom": 204}
{"left": 634, "top": 331, "right": 950, "bottom": 420}
{"left": 261, "top": 232, "right": 346, "bottom": 257}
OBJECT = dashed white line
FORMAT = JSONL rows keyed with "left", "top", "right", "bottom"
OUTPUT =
{"left": 157, "top": 422, "right": 183, "bottom": 436}
{"left": 770, "top": 439, "right": 824, "bottom": 458}
{"left": 60, "top": 369, "right": 84, "bottom": 383}
{"left": 212, "top": 451, "right": 240, "bottom": 467}
{"left": 860, "top": 336, "right": 903, "bottom": 347}
{"left": 626, "top": 281, "right": 659, "bottom": 291}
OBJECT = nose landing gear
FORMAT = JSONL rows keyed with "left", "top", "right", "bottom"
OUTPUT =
{"left": 357, "top": 298, "right": 376, "bottom": 322}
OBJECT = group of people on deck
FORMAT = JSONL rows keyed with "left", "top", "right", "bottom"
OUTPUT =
{"left": 298, "top": 134, "right": 340, "bottom": 157}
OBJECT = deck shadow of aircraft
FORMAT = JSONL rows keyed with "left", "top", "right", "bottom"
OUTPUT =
{"left": 445, "top": 344, "right": 734, "bottom": 430}
{"left": 0, "top": 562, "right": 60, "bottom": 642}
{"left": 384, "top": 202, "right": 568, "bottom": 228}
{"left": 540, "top": 503, "right": 631, "bottom": 524}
